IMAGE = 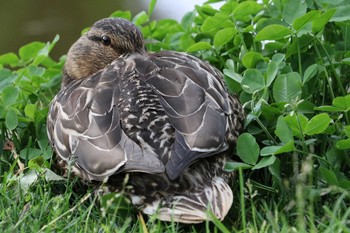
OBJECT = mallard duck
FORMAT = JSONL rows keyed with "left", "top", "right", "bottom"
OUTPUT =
{"left": 47, "top": 17, "right": 244, "bottom": 223}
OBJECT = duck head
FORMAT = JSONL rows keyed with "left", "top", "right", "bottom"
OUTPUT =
{"left": 63, "top": 18, "right": 145, "bottom": 86}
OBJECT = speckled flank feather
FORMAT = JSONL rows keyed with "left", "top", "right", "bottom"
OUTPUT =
{"left": 141, "top": 177, "right": 233, "bottom": 223}
{"left": 47, "top": 17, "right": 244, "bottom": 223}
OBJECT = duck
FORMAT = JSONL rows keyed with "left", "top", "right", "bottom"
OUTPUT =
{"left": 47, "top": 17, "right": 244, "bottom": 223}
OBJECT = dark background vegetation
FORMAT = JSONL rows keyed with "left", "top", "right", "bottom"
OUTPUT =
{"left": 0, "top": 0, "right": 206, "bottom": 59}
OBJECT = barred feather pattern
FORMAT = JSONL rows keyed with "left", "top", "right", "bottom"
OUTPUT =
{"left": 47, "top": 50, "right": 244, "bottom": 223}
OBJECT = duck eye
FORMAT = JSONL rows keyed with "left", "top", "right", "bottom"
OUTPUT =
{"left": 101, "top": 35, "right": 111, "bottom": 46}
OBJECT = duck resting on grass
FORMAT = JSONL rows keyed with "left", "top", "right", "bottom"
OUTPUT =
{"left": 47, "top": 17, "right": 244, "bottom": 223}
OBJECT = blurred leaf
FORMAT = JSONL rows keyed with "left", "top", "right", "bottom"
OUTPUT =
{"left": 197, "top": 4, "right": 218, "bottom": 16}
{"left": 335, "top": 125, "right": 350, "bottom": 150}
{"left": 19, "top": 170, "right": 38, "bottom": 192}
{"left": 241, "top": 69, "right": 265, "bottom": 94}
{"left": 274, "top": 141, "right": 295, "bottom": 154}
{"left": 292, "top": 10, "right": 319, "bottom": 31}
{"left": 224, "top": 161, "right": 252, "bottom": 172}
{"left": 42, "top": 146, "right": 53, "bottom": 160}
{"left": 19, "top": 148, "right": 43, "bottom": 160}
{"left": 336, "top": 138, "right": 350, "bottom": 150}
{"left": 319, "top": 167, "right": 338, "bottom": 186}
{"left": 314, "top": 0, "right": 342, "bottom": 5}
{"left": 297, "top": 100, "right": 315, "bottom": 114}
{"left": 220, "top": 1, "right": 238, "bottom": 14}
{"left": 303, "top": 64, "right": 318, "bottom": 84}
{"left": 269, "top": 158, "right": 281, "bottom": 180}
{"left": 344, "top": 126, "right": 350, "bottom": 138}
{"left": 5, "top": 109, "right": 18, "bottom": 130}
{"left": 0, "top": 69, "right": 14, "bottom": 91}
{"left": 151, "top": 19, "right": 182, "bottom": 41}
{"left": 286, "top": 34, "right": 314, "bottom": 58}
{"left": 110, "top": 10, "right": 132, "bottom": 20}
{"left": 24, "top": 104, "right": 36, "bottom": 120}
{"left": 312, "top": 8, "right": 336, "bottom": 33}
{"left": 284, "top": 113, "right": 309, "bottom": 138}
{"left": 266, "top": 61, "right": 278, "bottom": 87}
{"left": 186, "top": 42, "right": 212, "bottom": 52}
{"left": 260, "top": 146, "right": 281, "bottom": 156}
{"left": 214, "top": 27, "right": 237, "bottom": 47}
{"left": 242, "top": 51, "right": 264, "bottom": 69}
{"left": 181, "top": 11, "right": 196, "bottom": 32}
{"left": 305, "top": 113, "right": 331, "bottom": 135}
{"left": 31, "top": 35, "right": 59, "bottom": 65}
{"left": 237, "top": 133, "right": 260, "bottom": 165}
{"left": 330, "top": 5, "right": 350, "bottom": 22}
{"left": 233, "top": 1, "right": 263, "bottom": 20}
{"left": 1, "top": 86, "right": 19, "bottom": 106}
{"left": 27, "top": 65, "right": 45, "bottom": 77}
{"left": 275, "top": 116, "right": 293, "bottom": 143}
{"left": 264, "top": 41, "right": 286, "bottom": 51}
{"left": 0, "top": 52, "right": 19, "bottom": 66}
{"left": 37, "top": 126, "right": 50, "bottom": 151}
{"left": 19, "top": 168, "right": 65, "bottom": 192}
{"left": 272, "top": 53, "right": 285, "bottom": 64}
{"left": 201, "top": 13, "right": 229, "bottom": 34}
{"left": 224, "top": 69, "right": 243, "bottom": 83}
{"left": 332, "top": 95, "right": 350, "bottom": 112}
{"left": 256, "top": 24, "right": 292, "bottom": 41}
{"left": 148, "top": 0, "right": 157, "bottom": 16}
{"left": 44, "top": 168, "right": 66, "bottom": 181}
{"left": 260, "top": 141, "right": 295, "bottom": 156}
{"left": 342, "top": 57, "right": 350, "bottom": 65}
{"left": 273, "top": 72, "right": 302, "bottom": 103}
{"left": 19, "top": 42, "right": 46, "bottom": 62}
{"left": 28, "top": 156, "right": 47, "bottom": 170}
{"left": 282, "top": 0, "right": 307, "bottom": 25}
{"left": 314, "top": 106, "right": 342, "bottom": 112}
{"left": 253, "top": 155, "right": 276, "bottom": 170}
{"left": 132, "top": 11, "right": 149, "bottom": 26}
{"left": 178, "top": 33, "right": 195, "bottom": 51}
{"left": 339, "top": 180, "right": 350, "bottom": 190}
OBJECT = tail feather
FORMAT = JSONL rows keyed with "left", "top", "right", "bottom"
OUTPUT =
{"left": 138, "top": 177, "right": 233, "bottom": 223}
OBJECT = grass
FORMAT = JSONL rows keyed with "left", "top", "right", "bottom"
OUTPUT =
{"left": 1, "top": 159, "right": 349, "bottom": 232}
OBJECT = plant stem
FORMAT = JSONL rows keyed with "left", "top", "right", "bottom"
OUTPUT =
{"left": 296, "top": 37, "right": 303, "bottom": 77}
{"left": 239, "top": 168, "right": 247, "bottom": 232}
{"left": 231, "top": 16, "right": 248, "bottom": 52}
{"left": 256, "top": 118, "right": 278, "bottom": 145}
{"left": 315, "top": 37, "right": 346, "bottom": 96}
{"left": 295, "top": 113, "right": 309, "bottom": 155}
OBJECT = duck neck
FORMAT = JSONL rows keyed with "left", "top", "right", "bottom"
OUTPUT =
{"left": 61, "top": 69, "right": 75, "bottom": 89}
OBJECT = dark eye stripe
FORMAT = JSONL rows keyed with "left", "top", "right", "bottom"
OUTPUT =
{"left": 88, "top": 35, "right": 102, "bottom": 42}
{"left": 88, "top": 35, "right": 126, "bottom": 54}
{"left": 88, "top": 35, "right": 113, "bottom": 47}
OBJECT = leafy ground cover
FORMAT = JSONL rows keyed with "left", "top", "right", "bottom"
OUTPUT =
{"left": 1, "top": 0, "right": 350, "bottom": 232}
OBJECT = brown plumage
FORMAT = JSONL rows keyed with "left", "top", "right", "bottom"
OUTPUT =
{"left": 47, "top": 17, "right": 244, "bottom": 223}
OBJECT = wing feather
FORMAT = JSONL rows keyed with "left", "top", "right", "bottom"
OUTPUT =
{"left": 135, "top": 51, "right": 235, "bottom": 180}
{"left": 47, "top": 62, "right": 165, "bottom": 181}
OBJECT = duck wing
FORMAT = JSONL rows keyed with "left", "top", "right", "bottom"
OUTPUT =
{"left": 47, "top": 64, "right": 165, "bottom": 182}
{"left": 134, "top": 51, "right": 236, "bottom": 180}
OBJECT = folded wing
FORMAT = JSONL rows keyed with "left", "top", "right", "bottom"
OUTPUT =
{"left": 135, "top": 51, "right": 236, "bottom": 180}
{"left": 47, "top": 63, "right": 165, "bottom": 181}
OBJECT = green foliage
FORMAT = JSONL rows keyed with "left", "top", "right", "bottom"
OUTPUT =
{"left": 0, "top": 35, "right": 63, "bottom": 176}
{"left": 1, "top": 0, "right": 350, "bottom": 232}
